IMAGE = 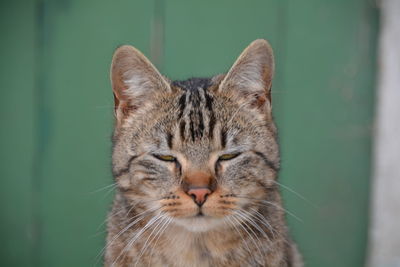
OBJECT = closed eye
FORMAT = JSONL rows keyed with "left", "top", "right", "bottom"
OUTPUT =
{"left": 218, "top": 153, "right": 240, "bottom": 161}
{"left": 153, "top": 154, "right": 176, "bottom": 162}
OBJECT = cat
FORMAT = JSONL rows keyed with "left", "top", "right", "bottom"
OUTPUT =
{"left": 104, "top": 39, "right": 302, "bottom": 267}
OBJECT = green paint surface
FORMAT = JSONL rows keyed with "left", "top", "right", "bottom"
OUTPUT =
{"left": 0, "top": 0, "right": 378, "bottom": 266}
{"left": 0, "top": 0, "right": 36, "bottom": 266}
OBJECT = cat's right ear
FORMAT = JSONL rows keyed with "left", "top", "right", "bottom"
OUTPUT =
{"left": 110, "top": 45, "right": 171, "bottom": 123}
{"left": 217, "top": 39, "right": 274, "bottom": 118}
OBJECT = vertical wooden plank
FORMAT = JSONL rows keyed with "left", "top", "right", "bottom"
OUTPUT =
{"left": 0, "top": 0, "right": 36, "bottom": 266}
{"left": 163, "top": 0, "right": 281, "bottom": 79}
{"left": 280, "top": 0, "right": 378, "bottom": 266}
{"left": 34, "top": 1, "right": 155, "bottom": 266}
{"left": 163, "top": 1, "right": 378, "bottom": 266}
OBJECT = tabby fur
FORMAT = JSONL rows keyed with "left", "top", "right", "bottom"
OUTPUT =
{"left": 105, "top": 39, "right": 302, "bottom": 267}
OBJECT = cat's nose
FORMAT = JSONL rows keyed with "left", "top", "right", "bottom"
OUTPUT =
{"left": 187, "top": 187, "right": 211, "bottom": 206}
{"left": 183, "top": 170, "right": 216, "bottom": 206}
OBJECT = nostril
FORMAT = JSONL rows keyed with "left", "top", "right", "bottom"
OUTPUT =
{"left": 187, "top": 187, "right": 212, "bottom": 206}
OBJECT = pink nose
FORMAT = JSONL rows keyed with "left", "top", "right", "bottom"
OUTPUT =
{"left": 187, "top": 187, "right": 211, "bottom": 206}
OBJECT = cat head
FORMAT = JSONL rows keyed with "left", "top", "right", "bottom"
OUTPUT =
{"left": 110, "top": 39, "right": 280, "bottom": 232}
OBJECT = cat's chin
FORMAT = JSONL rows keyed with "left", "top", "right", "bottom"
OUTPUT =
{"left": 173, "top": 216, "right": 224, "bottom": 232}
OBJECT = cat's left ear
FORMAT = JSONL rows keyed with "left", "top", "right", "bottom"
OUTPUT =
{"left": 218, "top": 39, "right": 274, "bottom": 115}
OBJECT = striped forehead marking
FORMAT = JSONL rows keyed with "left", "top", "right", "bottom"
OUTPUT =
{"left": 173, "top": 78, "right": 217, "bottom": 143}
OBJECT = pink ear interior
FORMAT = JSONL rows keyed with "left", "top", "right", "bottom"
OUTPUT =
{"left": 218, "top": 39, "right": 274, "bottom": 112}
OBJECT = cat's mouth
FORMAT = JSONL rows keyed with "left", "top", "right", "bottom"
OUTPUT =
{"left": 196, "top": 210, "right": 204, "bottom": 217}
{"left": 159, "top": 187, "right": 240, "bottom": 229}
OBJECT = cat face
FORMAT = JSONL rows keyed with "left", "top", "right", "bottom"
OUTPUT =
{"left": 111, "top": 40, "right": 279, "bottom": 232}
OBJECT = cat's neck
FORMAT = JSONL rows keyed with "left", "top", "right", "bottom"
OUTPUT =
{"left": 158, "top": 223, "right": 246, "bottom": 266}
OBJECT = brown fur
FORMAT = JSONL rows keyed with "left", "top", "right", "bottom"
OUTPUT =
{"left": 104, "top": 40, "right": 302, "bottom": 267}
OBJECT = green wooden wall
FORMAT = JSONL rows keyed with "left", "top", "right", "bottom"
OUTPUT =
{"left": 0, "top": 0, "right": 378, "bottom": 266}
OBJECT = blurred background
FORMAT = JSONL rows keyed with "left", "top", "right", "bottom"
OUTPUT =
{"left": 2, "top": 0, "right": 399, "bottom": 266}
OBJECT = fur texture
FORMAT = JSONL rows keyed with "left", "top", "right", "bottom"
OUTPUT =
{"left": 105, "top": 39, "right": 302, "bottom": 267}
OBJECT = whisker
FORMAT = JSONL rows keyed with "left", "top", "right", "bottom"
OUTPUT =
{"left": 237, "top": 209, "right": 272, "bottom": 243}
{"left": 242, "top": 207, "right": 292, "bottom": 247}
{"left": 94, "top": 209, "right": 125, "bottom": 234}
{"left": 272, "top": 180, "right": 318, "bottom": 209}
{"left": 95, "top": 206, "right": 160, "bottom": 265}
{"left": 94, "top": 199, "right": 159, "bottom": 238}
{"left": 112, "top": 214, "right": 162, "bottom": 266}
{"left": 235, "top": 196, "right": 303, "bottom": 223}
{"left": 246, "top": 208, "right": 277, "bottom": 239}
{"left": 234, "top": 210, "right": 268, "bottom": 258}
{"left": 230, "top": 213, "right": 263, "bottom": 264}
{"left": 134, "top": 214, "right": 169, "bottom": 266}
{"left": 89, "top": 182, "right": 118, "bottom": 194}
{"left": 223, "top": 217, "right": 253, "bottom": 257}
{"left": 255, "top": 200, "right": 303, "bottom": 223}
{"left": 147, "top": 217, "right": 173, "bottom": 267}
{"left": 235, "top": 211, "right": 264, "bottom": 243}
